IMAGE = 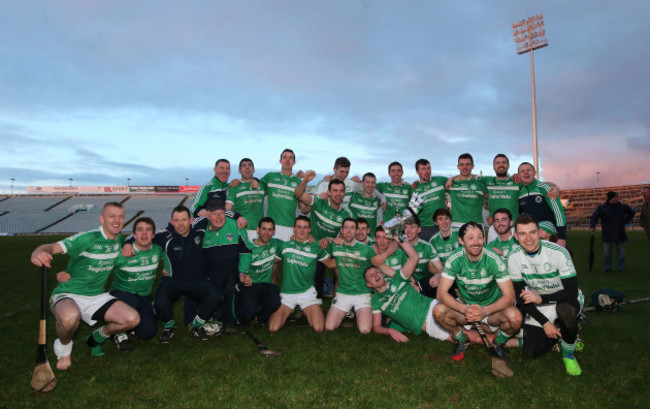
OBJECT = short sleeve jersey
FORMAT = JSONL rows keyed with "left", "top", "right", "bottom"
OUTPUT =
{"left": 53, "top": 227, "right": 123, "bottom": 297}
{"left": 309, "top": 197, "right": 353, "bottom": 240}
{"left": 110, "top": 244, "right": 170, "bottom": 296}
{"left": 279, "top": 240, "right": 329, "bottom": 294}
{"left": 413, "top": 177, "right": 448, "bottom": 227}
{"left": 226, "top": 181, "right": 265, "bottom": 230}
{"left": 348, "top": 192, "right": 381, "bottom": 233}
{"left": 479, "top": 176, "right": 520, "bottom": 220}
{"left": 260, "top": 172, "right": 302, "bottom": 228}
{"left": 412, "top": 239, "right": 438, "bottom": 282}
{"left": 507, "top": 240, "right": 577, "bottom": 297}
{"left": 248, "top": 238, "right": 282, "bottom": 283}
{"left": 376, "top": 182, "right": 413, "bottom": 222}
{"left": 382, "top": 248, "right": 407, "bottom": 281}
{"left": 327, "top": 241, "right": 376, "bottom": 295}
{"left": 442, "top": 247, "right": 509, "bottom": 306}
{"left": 448, "top": 178, "right": 486, "bottom": 225}
{"left": 486, "top": 235, "right": 519, "bottom": 260}
{"left": 371, "top": 271, "right": 432, "bottom": 335}
{"left": 428, "top": 228, "right": 460, "bottom": 264}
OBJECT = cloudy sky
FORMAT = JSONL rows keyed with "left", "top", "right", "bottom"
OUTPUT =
{"left": 1, "top": 0, "right": 648, "bottom": 192}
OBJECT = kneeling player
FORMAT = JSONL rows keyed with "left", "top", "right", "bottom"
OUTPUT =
{"left": 433, "top": 222, "right": 521, "bottom": 362}
{"left": 510, "top": 214, "right": 583, "bottom": 376}
{"left": 268, "top": 216, "right": 334, "bottom": 332}
{"left": 30, "top": 202, "right": 140, "bottom": 370}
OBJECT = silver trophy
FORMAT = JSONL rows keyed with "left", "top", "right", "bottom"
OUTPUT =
{"left": 383, "top": 193, "right": 422, "bottom": 238}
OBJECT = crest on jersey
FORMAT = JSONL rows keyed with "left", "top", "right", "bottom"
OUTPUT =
{"left": 391, "top": 258, "right": 397, "bottom": 265}
{"left": 535, "top": 196, "right": 543, "bottom": 203}
{"left": 152, "top": 255, "right": 158, "bottom": 263}
{"left": 194, "top": 237, "right": 201, "bottom": 245}
{"left": 113, "top": 243, "right": 119, "bottom": 251}
{"left": 336, "top": 216, "right": 343, "bottom": 222}
{"left": 470, "top": 184, "right": 477, "bottom": 190}
{"left": 432, "top": 182, "right": 437, "bottom": 187}
{"left": 291, "top": 182, "right": 297, "bottom": 187}
{"left": 227, "top": 233, "right": 234, "bottom": 241}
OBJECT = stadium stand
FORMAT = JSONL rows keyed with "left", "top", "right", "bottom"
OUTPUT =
{"left": 562, "top": 184, "right": 645, "bottom": 228}
{"left": 120, "top": 195, "right": 188, "bottom": 230}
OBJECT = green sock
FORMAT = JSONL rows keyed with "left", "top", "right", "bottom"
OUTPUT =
{"left": 191, "top": 316, "right": 205, "bottom": 329}
{"left": 453, "top": 329, "right": 468, "bottom": 344}
{"left": 495, "top": 329, "right": 510, "bottom": 345}
{"left": 560, "top": 339, "right": 576, "bottom": 358}
{"left": 163, "top": 320, "right": 176, "bottom": 329}
{"left": 86, "top": 327, "right": 109, "bottom": 357}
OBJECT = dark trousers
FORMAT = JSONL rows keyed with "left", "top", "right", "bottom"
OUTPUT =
{"left": 110, "top": 290, "right": 157, "bottom": 340}
{"left": 236, "top": 282, "right": 281, "bottom": 325}
{"left": 522, "top": 302, "right": 579, "bottom": 358}
{"left": 154, "top": 277, "right": 220, "bottom": 326}
{"left": 208, "top": 272, "right": 237, "bottom": 326}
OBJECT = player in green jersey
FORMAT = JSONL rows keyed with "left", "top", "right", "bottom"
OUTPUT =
{"left": 434, "top": 221, "right": 522, "bottom": 362}
{"left": 236, "top": 217, "right": 282, "bottom": 326}
{"left": 376, "top": 161, "right": 413, "bottom": 222}
{"left": 403, "top": 216, "right": 444, "bottom": 298}
{"left": 268, "top": 216, "right": 335, "bottom": 332}
{"left": 428, "top": 208, "right": 460, "bottom": 265}
{"left": 30, "top": 202, "right": 139, "bottom": 370}
{"left": 324, "top": 218, "right": 377, "bottom": 333}
{"left": 226, "top": 158, "right": 265, "bottom": 242}
{"left": 446, "top": 153, "right": 486, "bottom": 228}
{"left": 348, "top": 172, "right": 383, "bottom": 234}
{"left": 108, "top": 217, "right": 170, "bottom": 348}
{"left": 355, "top": 217, "right": 375, "bottom": 245}
{"left": 510, "top": 214, "right": 583, "bottom": 376}
{"left": 412, "top": 159, "right": 448, "bottom": 241}
{"left": 486, "top": 208, "right": 519, "bottom": 260}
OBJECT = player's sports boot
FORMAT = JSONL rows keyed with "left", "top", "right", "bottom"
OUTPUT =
{"left": 159, "top": 327, "right": 176, "bottom": 344}
{"left": 563, "top": 354, "right": 582, "bottom": 376}
{"left": 112, "top": 332, "right": 134, "bottom": 351}
{"left": 494, "top": 343, "right": 509, "bottom": 362}
{"left": 191, "top": 326, "right": 209, "bottom": 340}
{"left": 451, "top": 341, "right": 469, "bottom": 362}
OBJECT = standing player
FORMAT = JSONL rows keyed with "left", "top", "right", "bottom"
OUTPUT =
{"left": 30, "top": 202, "right": 139, "bottom": 369}
{"left": 480, "top": 154, "right": 520, "bottom": 243}
{"left": 509, "top": 214, "right": 583, "bottom": 376}
{"left": 268, "top": 216, "right": 334, "bottom": 332}
{"left": 486, "top": 208, "right": 519, "bottom": 259}
{"left": 226, "top": 158, "right": 265, "bottom": 242}
{"left": 412, "top": 159, "right": 448, "bottom": 240}
{"left": 324, "top": 218, "right": 376, "bottom": 333}
{"left": 236, "top": 217, "right": 282, "bottom": 327}
{"left": 433, "top": 222, "right": 522, "bottom": 362}
{"left": 447, "top": 153, "right": 486, "bottom": 228}
{"left": 295, "top": 171, "right": 353, "bottom": 298}
{"left": 109, "top": 217, "right": 170, "bottom": 346}
{"left": 518, "top": 162, "right": 567, "bottom": 247}
{"left": 259, "top": 149, "right": 305, "bottom": 242}
{"left": 377, "top": 162, "right": 413, "bottom": 222}
{"left": 316, "top": 157, "right": 361, "bottom": 203}
{"left": 348, "top": 172, "right": 382, "bottom": 234}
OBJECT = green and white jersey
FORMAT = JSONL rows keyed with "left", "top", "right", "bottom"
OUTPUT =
{"left": 376, "top": 182, "right": 413, "bottom": 222}
{"left": 479, "top": 176, "right": 520, "bottom": 220}
{"left": 413, "top": 177, "right": 448, "bottom": 227}
{"left": 411, "top": 239, "right": 437, "bottom": 282}
{"left": 348, "top": 192, "right": 381, "bottom": 233}
{"left": 327, "top": 240, "right": 376, "bottom": 295}
{"left": 110, "top": 244, "right": 170, "bottom": 296}
{"left": 381, "top": 248, "right": 407, "bottom": 283}
{"left": 226, "top": 181, "right": 265, "bottom": 230}
{"left": 248, "top": 238, "right": 282, "bottom": 283}
{"left": 316, "top": 178, "right": 362, "bottom": 204}
{"left": 487, "top": 235, "right": 519, "bottom": 260}
{"left": 260, "top": 172, "right": 302, "bottom": 228}
{"left": 507, "top": 240, "right": 576, "bottom": 297}
{"left": 371, "top": 271, "right": 432, "bottom": 335}
{"left": 429, "top": 228, "right": 460, "bottom": 264}
{"left": 442, "top": 247, "right": 509, "bottom": 306}
{"left": 309, "top": 197, "right": 353, "bottom": 240}
{"left": 53, "top": 227, "right": 123, "bottom": 297}
{"left": 279, "top": 240, "right": 329, "bottom": 294}
{"left": 448, "top": 178, "right": 486, "bottom": 226}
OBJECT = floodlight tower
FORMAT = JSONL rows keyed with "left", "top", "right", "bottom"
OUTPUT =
{"left": 512, "top": 13, "right": 547, "bottom": 177}
{"left": 10, "top": 178, "right": 15, "bottom": 194}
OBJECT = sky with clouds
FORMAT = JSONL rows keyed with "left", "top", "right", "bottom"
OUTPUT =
{"left": 1, "top": 0, "right": 648, "bottom": 192}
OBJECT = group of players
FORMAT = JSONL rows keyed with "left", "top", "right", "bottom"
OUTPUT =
{"left": 30, "top": 149, "right": 583, "bottom": 377}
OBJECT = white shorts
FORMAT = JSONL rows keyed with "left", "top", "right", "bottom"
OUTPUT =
{"left": 331, "top": 292, "right": 372, "bottom": 313}
{"left": 280, "top": 287, "right": 322, "bottom": 310}
{"left": 273, "top": 225, "right": 294, "bottom": 242}
{"left": 50, "top": 292, "right": 116, "bottom": 326}
{"left": 425, "top": 299, "right": 450, "bottom": 341}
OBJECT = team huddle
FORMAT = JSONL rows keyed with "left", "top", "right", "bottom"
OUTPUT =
{"left": 30, "top": 149, "right": 583, "bottom": 378}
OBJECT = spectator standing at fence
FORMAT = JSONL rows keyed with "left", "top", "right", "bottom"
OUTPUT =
{"left": 589, "top": 191, "right": 636, "bottom": 272}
